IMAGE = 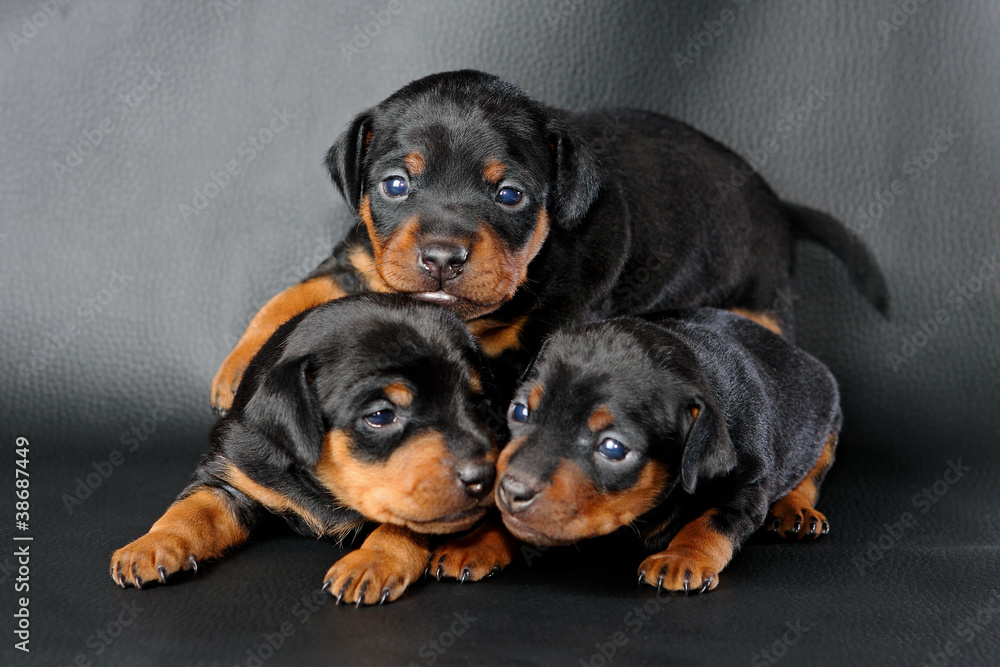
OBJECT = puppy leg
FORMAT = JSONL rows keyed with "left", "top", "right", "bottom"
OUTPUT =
{"left": 323, "top": 524, "right": 430, "bottom": 606}
{"left": 211, "top": 276, "right": 346, "bottom": 412}
{"left": 639, "top": 487, "right": 768, "bottom": 593}
{"left": 430, "top": 514, "right": 520, "bottom": 583}
{"left": 110, "top": 485, "right": 252, "bottom": 588}
{"left": 768, "top": 431, "right": 838, "bottom": 539}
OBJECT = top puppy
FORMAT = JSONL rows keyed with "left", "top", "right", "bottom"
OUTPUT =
{"left": 211, "top": 69, "right": 887, "bottom": 411}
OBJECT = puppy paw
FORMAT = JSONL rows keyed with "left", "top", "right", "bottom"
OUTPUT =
{"left": 209, "top": 355, "right": 246, "bottom": 414}
{"left": 767, "top": 494, "right": 829, "bottom": 539}
{"left": 638, "top": 547, "right": 721, "bottom": 594}
{"left": 430, "top": 522, "right": 516, "bottom": 583}
{"left": 323, "top": 546, "right": 426, "bottom": 606}
{"left": 110, "top": 531, "right": 199, "bottom": 588}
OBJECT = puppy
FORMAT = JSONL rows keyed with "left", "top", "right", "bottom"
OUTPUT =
{"left": 493, "top": 308, "right": 841, "bottom": 593}
{"left": 111, "top": 294, "right": 496, "bottom": 605}
{"left": 210, "top": 69, "right": 888, "bottom": 412}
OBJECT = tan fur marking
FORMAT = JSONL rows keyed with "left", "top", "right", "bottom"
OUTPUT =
{"left": 483, "top": 158, "right": 505, "bottom": 184}
{"left": 430, "top": 516, "right": 520, "bottom": 581}
{"left": 322, "top": 523, "right": 430, "bottom": 605}
{"left": 109, "top": 487, "right": 249, "bottom": 586}
{"left": 638, "top": 509, "right": 733, "bottom": 592}
{"left": 467, "top": 314, "right": 529, "bottom": 357}
{"left": 729, "top": 308, "right": 783, "bottom": 336}
{"left": 315, "top": 429, "right": 489, "bottom": 534}
{"left": 527, "top": 383, "right": 544, "bottom": 411}
{"left": 468, "top": 367, "right": 483, "bottom": 394}
{"left": 404, "top": 151, "right": 426, "bottom": 177}
{"left": 588, "top": 405, "right": 614, "bottom": 433}
{"left": 224, "top": 465, "right": 327, "bottom": 537}
{"left": 347, "top": 244, "right": 390, "bottom": 293}
{"left": 383, "top": 381, "right": 414, "bottom": 408}
{"left": 210, "top": 276, "right": 347, "bottom": 411}
{"left": 500, "top": 459, "right": 668, "bottom": 545}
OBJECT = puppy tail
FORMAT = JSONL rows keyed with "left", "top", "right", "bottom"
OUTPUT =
{"left": 784, "top": 202, "right": 891, "bottom": 317}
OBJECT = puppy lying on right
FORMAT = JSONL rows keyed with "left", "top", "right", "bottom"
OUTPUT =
{"left": 496, "top": 308, "right": 841, "bottom": 593}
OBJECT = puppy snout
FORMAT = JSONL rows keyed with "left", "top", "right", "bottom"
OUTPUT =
{"left": 419, "top": 241, "right": 469, "bottom": 282}
{"left": 456, "top": 461, "right": 495, "bottom": 499}
{"left": 496, "top": 476, "right": 538, "bottom": 513}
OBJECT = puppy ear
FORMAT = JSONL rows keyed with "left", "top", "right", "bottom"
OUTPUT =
{"left": 545, "top": 116, "right": 601, "bottom": 229}
{"left": 325, "top": 111, "right": 373, "bottom": 214}
{"left": 243, "top": 356, "right": 325, "bottom": 467}
{"left": 680, "top": 397, "right": 737, "bottom": 495}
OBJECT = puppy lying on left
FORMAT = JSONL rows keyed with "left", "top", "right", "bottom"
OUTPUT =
{"left": 111, "top": 293, "right": 496, "bottom": 605}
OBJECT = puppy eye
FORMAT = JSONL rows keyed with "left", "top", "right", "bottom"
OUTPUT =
{"left": 382, "top": 176, "right": 409, "bottom": 198}
{"left": 510, "top": 403, "right": 530, "bottom": 423}
{"left": 363, "top": 409, "right": 397, "bottom": 428}
{"left": 495, "top": 187, "right": 524, "bottom": 207}
{"left": 597, "top": 438, "right": 629, "bottom": 462}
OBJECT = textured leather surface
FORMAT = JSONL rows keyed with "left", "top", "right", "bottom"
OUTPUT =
{"left": 1, "top": 1, "right": 998, "bottom": 665}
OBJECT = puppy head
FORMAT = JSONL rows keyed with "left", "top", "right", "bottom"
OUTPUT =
{"left": 325, "top": 70, "right": 600, "bottom": 319}
{"left": 494, "top": 319, "right": 736, "bottom": 546}
{"left": 239, "top": 293, "right": 497, "bottom": 534}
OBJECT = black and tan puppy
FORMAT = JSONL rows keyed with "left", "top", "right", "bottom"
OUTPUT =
{"left": 111, "top": 293, "right": 496, "bottom": 605}
{"left": 494, "top": 308, "right": 841, "bottom": 593}
{"left": 210, "top": 69, "right": 888, "bottom": 412}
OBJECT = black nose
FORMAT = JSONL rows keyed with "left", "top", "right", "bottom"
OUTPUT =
{"left": 496, "top": 476, "right": 537, "bottom": 513}
{"left": 419, "top": 242, "right": 469, "bottom": 282}
{"left": 457, "top": 462, "right": 495, "bottom": 499}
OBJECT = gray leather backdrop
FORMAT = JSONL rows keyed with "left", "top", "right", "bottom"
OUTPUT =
{"left": 1, "top": 1, "right": 998, "bottom": 666}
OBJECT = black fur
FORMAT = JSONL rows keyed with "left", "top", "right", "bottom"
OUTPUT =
{"left": 311, "top": 70, "right": 888, "bottom": 405}
{"left": 500, "top": 308, "right": 841, "bottom": 557}
{"left": 189, "top": 293, "right": 494, "bottom": 540}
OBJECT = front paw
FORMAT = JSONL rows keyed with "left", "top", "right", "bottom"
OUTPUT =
{"left": 767, "top": 494, "right": 829, "bottom": 539}
{"left": 430, "top": 529, "right": 514, "bottom": 583}
{"left": 323, "top": 547, "right": 427, "bottom": 606}
{"left": 209, "top": 355, "right": 246, "bottom": 414}
{"left": 110, "top": 531, "right": 199, "bottom": 588}
{"left": 638, "top": 547, "right": 721, "bottom": 594}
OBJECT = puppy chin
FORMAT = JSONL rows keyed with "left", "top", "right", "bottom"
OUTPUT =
{"left": 499, "top": 511, "right": 578, "bottom": 547}
{"left": 393, "top": 506, "right": 488, "bottom": 535}
{"left": 409, "top": 291, "right": 507, "bottom": 320}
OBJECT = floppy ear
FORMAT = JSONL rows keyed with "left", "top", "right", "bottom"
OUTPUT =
{"left": 545, "top": 116, "right": 601, "bottom": 229}
{"left": 243, "top": 356, "right": 326, "bottom": 467}
{"left": 680, "top": 397, "right": 737, "bottom": 495}
{"left": 325, "top": 110, "right": 373, "bottom": 214}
